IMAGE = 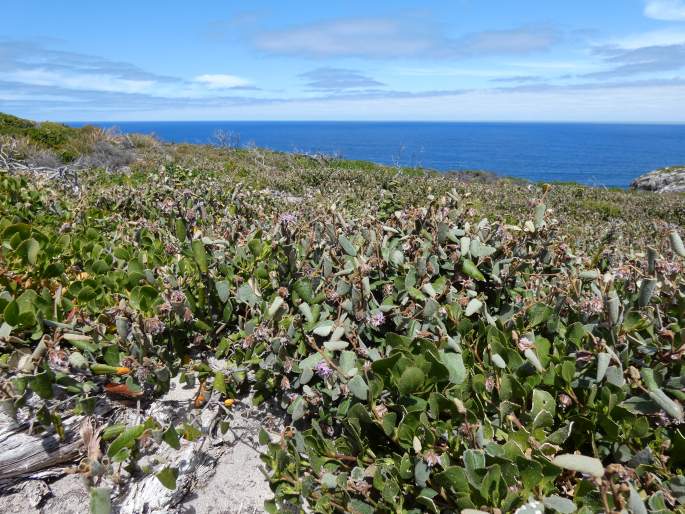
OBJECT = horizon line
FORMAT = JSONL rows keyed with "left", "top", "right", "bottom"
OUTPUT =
{"left": 61, "top": 119, "right": 685, "bottom": 125}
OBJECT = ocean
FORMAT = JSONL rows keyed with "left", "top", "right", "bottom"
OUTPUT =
{"left": 67, "top": 121, "right": 685, "bottom": 187}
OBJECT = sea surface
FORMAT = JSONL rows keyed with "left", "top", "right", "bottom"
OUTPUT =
{"left": 67, "top": 121, "right": 685, "bottom": 187}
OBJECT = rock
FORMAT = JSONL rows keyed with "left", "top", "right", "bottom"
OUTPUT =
{"left": 631, "top": 166, "right": 685, "bottom": 193}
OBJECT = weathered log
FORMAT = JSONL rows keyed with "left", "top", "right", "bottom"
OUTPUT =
{"left": 0, "top": 417, "right": 83, "bottom": 483}
{"left": 0, "top": 403, "right": 114, "bottom": 484}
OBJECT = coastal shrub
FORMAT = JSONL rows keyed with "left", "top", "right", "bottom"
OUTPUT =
{"left": 25, "top": 148, "right": 63, "bottom": 168}
{"left": 78, "top": 140, "right": 136, "bottom": 171}
{"left": 1, "top": 121, "right": 685, "bottom": 512}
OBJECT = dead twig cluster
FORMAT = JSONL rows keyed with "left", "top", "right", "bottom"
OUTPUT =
{"left": 0, "top": 142, "right": 81, "bottom": 194}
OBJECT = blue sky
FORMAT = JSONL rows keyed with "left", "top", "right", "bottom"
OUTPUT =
{"left": 3, "top": 0, "right": 685, "bottom": 121}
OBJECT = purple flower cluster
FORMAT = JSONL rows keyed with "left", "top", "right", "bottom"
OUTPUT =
{"left": 368, "top": 311, "right": 386, "bottom": 328}
{"left": 279, "top": 212, "right": 297, "bottom": 225}
{"left": 314, "top": 360, "right": 334, "bottom": 379}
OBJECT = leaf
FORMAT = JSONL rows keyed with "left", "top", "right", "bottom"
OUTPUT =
{"left": 513, "top": 500, "right": 546, "bottom": 514}
{"left": 465, "top": 298, "right": 483, "bottom": 316}
{"left": 68, "top": 351, "right": 88, "bottom": 369}
{"left": 596, "top": 352, "right": 610, "bottom": 382}
{"left": 398, "top": 367, "right": 425, "bottom": 395}
{"left": 531, "top": 389, "right": 556, "bottom": 419}
{"left": 288, "top": 396, "right": 306, "bottom": 422}
{"left": 162, "top": 425, "right": 181, "bottom": 450}
{"left": 464, "top": 449, "right": 486, "bottom": 488}
{"left": 649, "top": 389, "right": 684, "bottom": 422}
{"left": 639, "top": 277, "right": 658, "bottom": 309}
{"left": 543, "top": 495, "right": 577, "bottom": 513}
{"left": 628, "top": 485, "right": 648, "bottom": 514}
{"left": 293, "top": 279, "right": 316, "bottom": 303}
{"left": 348, "top": 375, "right": 368, "bottom": 400}
{"left": 175, "top": 219, "right": 187, "bottom": 241}
{"left": 2, "top": 223, "right": 31, "bottom": 243}
{"left": 107, "top": 424, "right": 146, "bottom": 457}
{"left": 236, "top": 283, "right": 259, "bottom": 306}
{"left": 182, "top": 422, "right": 202, "bottom": 441}
{"left": 312, "top": 319, "right": 334, "bottom": 336}
{"left": 215, "top": 280, "right": 230, "bottom": 303}
{"left": 324, "top": 339, "right": 349, "bottom": 351}
{"left": 156, "top": 467, "right": 178, "bottom": 490}
{"left": 670, "top": 229, "right": 685, "bottom": 257}
{"left": 552, "top": 454, "right": 604, "bottom": 477}
{"left": 16, "top": 237, "right": 40, "bottom": 265}
{"left": 89, "top": 487, "right": 112, "bottom": 514}
{"left": 268, "top": 296, "right": 284, "bottom": 317}
{"left": 441, "top": 352, "right": 466, "bottom": 384}
{"left": 492, "top": 353, "right": 507, "bottom": 369}
{"left": 338, "top": 234, "right": 357, "bottom": 256}
{"left": 462, "top": 259, "right": 485, "bottom": 281}
{"left": 534, "top": 203, "right": 546, "bottom": 229}
{"left": 213, "top": 371, "right": 227, "bottom": 395}
{"left": 372, "top": 352, "right": 402, "bottom": 376}
{"left": 524, "top": 348, "right": 544, "bottom": 372}
{"left": 348, "top": 500, "right": 375, "bottom": 514}
{"left": 321, "top": 472, "right": 337, "bottom": 490}
{"left": 470, "top": 239, "right": 496, "bottom": 258}
{"left": 339, "top": 351, "right": 357, "bottom": 376}
{"left": 3, "top": 300, "right": 19, "bottom": 326}
{"left": 414, "top": 460, "right": 431, "bottom": 488}
{"left": 517, "top": 458, "right": 543, "bottom": 490}
{"left": 528, "top": 303, "right": 552, "bottom": 327}
{"left": 78, "top": 286, "right": 98, "bottom": 303}
{"left": 29, "top": 371, "right": 53, "bottom": 399}
{"left": 191, "top": 239, "right": 208, "bottom": 273}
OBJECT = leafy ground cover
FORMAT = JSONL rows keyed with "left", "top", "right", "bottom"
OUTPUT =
{"left": 1, "top": 119, "right": 685, "bottom": 513}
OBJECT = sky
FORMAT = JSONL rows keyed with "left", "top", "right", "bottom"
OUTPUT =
{"left": 3, "top": 0, "right": 685, "bottom": 122}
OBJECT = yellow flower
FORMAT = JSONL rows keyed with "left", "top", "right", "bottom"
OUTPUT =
{"left": 223, "top": 399, "right": 235, "bottom": 408}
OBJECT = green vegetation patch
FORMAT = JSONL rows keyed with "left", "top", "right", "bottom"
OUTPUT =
{"left": 1, "top": 115, "right": 685, "bottom": 513}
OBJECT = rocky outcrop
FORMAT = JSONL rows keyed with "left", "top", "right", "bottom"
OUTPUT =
{"left": 631, "top": 166, "right": 685, "bottom": 193}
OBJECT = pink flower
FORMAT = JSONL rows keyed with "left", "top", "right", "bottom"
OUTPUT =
{"left": 424, "top": 450, "right": 441, "bottom": 467}
{"left": 518, "top": 337, "right": 534, "bottom": 351}
{"left": 368, "top": 311, "right": 386, "bottom": 328}
{"left": 279, "top": 213, "right": 297, "bottom": 225}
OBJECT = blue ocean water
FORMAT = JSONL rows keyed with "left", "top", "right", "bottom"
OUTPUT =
{"left": 67, "top": 121, "right": 685, "bottom": 187}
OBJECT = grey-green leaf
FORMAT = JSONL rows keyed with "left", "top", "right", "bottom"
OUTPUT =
{"left": 552, "top": 454, "right": 604, "bottom": 477}
{"left": 596, "top": 352, "right": 610, "bottom": 382}
{"left": 338, "top": 235, "right": 357, "bottom": 256}
{"left": 441, "top": 352, "right": 466, "bottom": 384}
{"left": 543, "top": 495, "right": 577, "bottom": 513}
{"left": 348, "top": 375, "right": 369, "bottom": 400}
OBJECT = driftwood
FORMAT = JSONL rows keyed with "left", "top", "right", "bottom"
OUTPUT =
{"left": 0, "top": 403, "right": 114, "bottom": 485}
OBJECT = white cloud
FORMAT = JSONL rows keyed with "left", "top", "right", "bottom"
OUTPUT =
{"left": 193, "top": 74, "right": 251, "bottom": 89}
{"left": 4, "top": 68, "right": 155, "bottom": 94}
{"left": 42, "top": 82, "right": 685, "bottom": 123}
{"left": 253, "top": 17, "right": 559, "bottom": 59}
{"left": 255, "top": 18, "right": 431, "bottom": 58}
{"left": 645, "top": 0, "right": 685, "bottom": 21}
